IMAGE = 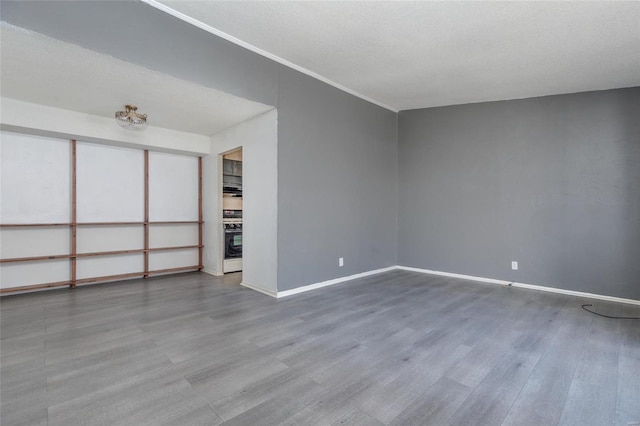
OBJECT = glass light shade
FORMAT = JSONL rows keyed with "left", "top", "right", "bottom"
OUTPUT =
{"left": 115, "top": 105, "right": 147, "bottom": 129}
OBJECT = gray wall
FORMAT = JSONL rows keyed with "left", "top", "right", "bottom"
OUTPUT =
{"left": 398, "top": 88, "right": 640, "bottom": 300}
{"left": 1, "top": 0, "right": 399, "bottom": 292}
{"left": 277, "top": 68, "right": 398, "bottom": 291}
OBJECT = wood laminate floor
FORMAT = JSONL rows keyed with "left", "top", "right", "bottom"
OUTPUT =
{"left": 1, "top": 270, "right": 639, "bottom": 425}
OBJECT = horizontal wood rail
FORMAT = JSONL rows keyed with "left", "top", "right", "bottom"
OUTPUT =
{"left": 78, "top": 222, "right": 145, "bottom": 226}
{"left": 0, "top": 254, "right": 73, "bottom": 263}
{"left": 0, "top": 280, "right": 72, "bottom": 293}
{"left": 0, "top": 223, "right": 71, "bottom": 228}
{"left": 0, "top": 266, "right": 201, "bottom": 294}
{"left": 0, "top": 221, "right": 202, "bottom": 228}
{"left": 0, "top": 245, "right": 204, "bottom": 264}
{"left": 149, "top": 221, "right": 203, "bottom": 225}
{"left": 147, "top": 245, "right": 203, "bottom": 253}
{"left": 148, "top": 265, "right": 202, "bottom": 275}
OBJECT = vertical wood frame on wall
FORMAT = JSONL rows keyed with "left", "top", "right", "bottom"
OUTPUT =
{"left": 144, "top": 150, "right": 150, "bottom": 279}
{"left": 0, "top": 138, "right": 204, "bottom": 294}
{"left": 71, "top": 140, "right": 77, "bottom": 288}
{"left": 198, "top": 156, "right": 203, "bottom": 270}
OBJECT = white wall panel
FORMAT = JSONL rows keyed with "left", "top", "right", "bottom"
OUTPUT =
{"left": 149, "top": 249, "right": 198, "bottom": 270}
{"left": 77, "top": 226, "right": 143, "bottom": 253}
{"left": 0, "top": 131, "right": 70, "bottom": 223}
{"left": 0, "top": 228, "right": 69, "bottom": 258}
{"left": 0, "top": 260, "right": 69, "bottom": 289}
{"left": 76, "top": 254, "right": 143, "bottom": 279}
{"left": 1, "top": 130, "right": 202, "bottom": 292}
{"left": 149, "top": 224, "right": 198, "bottom": 248}
{"left": 149, "top": 152, "right": 198, "bottom": 221}
{"left": 76, "top": 142, "right": 144, "bottom": 222}
{"left": 242, "top": 111, "right": 278, "bottom": 293}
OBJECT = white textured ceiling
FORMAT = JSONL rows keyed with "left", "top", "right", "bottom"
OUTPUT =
{"left": 153, "top": 0, "right": 640, "bottom": 111}
{"left": 0, "top": 23, "right": 273, "bottom": 135}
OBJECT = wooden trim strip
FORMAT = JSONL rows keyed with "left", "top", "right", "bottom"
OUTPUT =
{"left": 71, "top": 139, "right": 77, "bottom": 289}
{"left": 75, "top": 272, "right": 145, "bottom": 285}
{"left": 149, "top": 221, "right": 202, "bottom": 225}
{"left": 144, "top": 150, "right": 149, "bottom": 279}
{"left": 1, "top": 221, "right": 203, "bottom": 227}
{"left": 148, "top": 245, "right": 202, "bottom": 253}
{"left": 0, "top": 245, "right": 203, "bottom": 264}
{"left": 1, "top": 254, "right": 72, "bottom": 263}
{"left": 74, "top": 266, "right": 200, "bottom": 284}
{"left": 0, "top": 223, "right": 71, "bottom": 228}
{"left": 0, "top": 266, "right": 201, "bottom": 294}
{"left": 78, "top": 222, "right": 144, "bottom": 226}
{"left": 0, "top": 281, "right": 71, "bottom": 294}
{"left": 198, "top": 156, "right": 204, "bottom": 270}
{"left": 77, "top": 249, "right": 144, "bottom": 258}
{"left": 149, "top": 265, "right": 201, "bottom": 275}
{"left": 77, "top": 245, "right": 202, "bottom": 256}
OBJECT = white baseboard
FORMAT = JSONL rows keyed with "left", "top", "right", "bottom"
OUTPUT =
{"left": 202, "top": 268, "right": 223, "bottom": 277}
{"left": 510, "top": 281, "right": 640, "bottom": 306}
{"left": 210, "top": 264, "right": 640, "bottom": 306}
{"left": 276, "top": 266, "right": 397, "bottom": 298}
{"left": 397, "top": 266, "right": 508, "bottom": 285}
{"left": 241, "top": 281, "right": 278, "bottom": 298}
{"left": 397, "top": 265, "right": 640, "bottom": 306}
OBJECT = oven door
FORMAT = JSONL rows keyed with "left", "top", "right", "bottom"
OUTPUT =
{"left": 224, "top": 230, "right": 243, "bottom": 259}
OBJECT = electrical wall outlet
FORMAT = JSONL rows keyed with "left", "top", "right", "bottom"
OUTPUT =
{"left": 339, "top": 257, "right": 344, "bottom": 267}
{"left": 511, "top": 261, "right": 518, "bottom": 270}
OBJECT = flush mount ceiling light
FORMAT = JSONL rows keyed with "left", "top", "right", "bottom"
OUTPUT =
{"left": 115, "top": 104, "right": 147, "bottom": 129}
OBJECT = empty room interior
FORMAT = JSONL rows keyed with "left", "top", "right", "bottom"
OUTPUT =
{"left": 1, "top": 1, "right": 639, "bottom": 425}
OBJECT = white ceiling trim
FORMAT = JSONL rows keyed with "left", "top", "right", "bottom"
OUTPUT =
{"left": 140, "top": 0, "right": 398, "bottom": 113}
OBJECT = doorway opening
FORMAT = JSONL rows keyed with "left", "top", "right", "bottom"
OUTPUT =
{"left": 221, "top": 147, "right": 243, "bottom": 273}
